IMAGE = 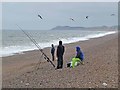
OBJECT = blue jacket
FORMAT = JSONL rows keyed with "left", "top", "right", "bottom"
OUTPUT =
{"left": 76, "top": 46, "right": 84, "bottom": 61}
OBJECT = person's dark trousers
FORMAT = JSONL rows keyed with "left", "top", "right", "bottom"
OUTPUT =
{"left": 57, "top": 56, "right": 63, "bottom": 69}
{"left": 52, "top": 54, "right": 54, "bottom": 61}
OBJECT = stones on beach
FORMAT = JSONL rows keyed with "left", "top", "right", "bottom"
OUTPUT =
{"left": 102, "top": 82, "right": 107, "bottom": 86}
{"left": 25, "top": 83, "right": 30, "bottom": 86}
{"left": 96, "top": 85, "right": 99, "bottom": 87}
{"left": 112, "top": 80, "right": 114, "bottom": 82}
{"left": 20, "top": 81, "right": 23, "bottom": 83}
{"left": 107, "top": 62, "right": 110, "bottom": 65}
{"left": 89, "top": 82, "right": 91, "bottom": 84}
{"left": 39, "top": 82, "right": 42, "bottom": 85}
{"left": 88, "top": 87, "right": 92, "bottom": 89}
{"left": 26, "top": 71, "right": 31, "bottom": 74}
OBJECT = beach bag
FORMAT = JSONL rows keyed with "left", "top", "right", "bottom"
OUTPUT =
{"left": 67, "top": 62, "right": 71, "bottom": 67}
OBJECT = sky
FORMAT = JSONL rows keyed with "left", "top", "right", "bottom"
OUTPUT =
{"left": 1, "top": 0, "right": 120, "bottom": 2}
{"left": 2, "top": 2, "right": 118, "bottom": 30}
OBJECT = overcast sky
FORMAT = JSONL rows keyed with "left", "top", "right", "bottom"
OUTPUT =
{"left": 2, "top": 2, "right": 118, "bottom": 30}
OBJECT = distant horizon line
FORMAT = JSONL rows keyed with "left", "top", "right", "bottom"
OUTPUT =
{"left": 2, "top": 25, "right": 118, "bottom": 30}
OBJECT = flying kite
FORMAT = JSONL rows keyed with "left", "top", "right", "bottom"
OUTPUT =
{"left": 38, "top": 15, "right": 43, "bottom": 19}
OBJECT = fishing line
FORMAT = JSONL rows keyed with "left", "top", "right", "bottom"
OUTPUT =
{"left": 16, "top": 24, "right": 56, "bottom": 68}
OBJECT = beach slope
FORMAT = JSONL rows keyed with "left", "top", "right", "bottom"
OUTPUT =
{"left": 2, "top": 33, "right": 118, "bottom": 88}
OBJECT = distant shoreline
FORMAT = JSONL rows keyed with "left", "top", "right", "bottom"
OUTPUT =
{"left": 2, "top": 30, "right": 117, "bottom": 57}
{"left": 2, "top": 25, "right": 118, "bottom": 31}
{"left": 1, "top": 30, "right": 117, "bottom": 58}
{"left": 51, "top": 25, "right": 118, "bottom": 30}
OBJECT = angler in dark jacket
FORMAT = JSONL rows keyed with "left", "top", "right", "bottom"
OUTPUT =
{"left": 56, "top": 41, "right": 65, "bottom": 69}
{"left": 51, "top": 44, "right": 55, "bottom": 61}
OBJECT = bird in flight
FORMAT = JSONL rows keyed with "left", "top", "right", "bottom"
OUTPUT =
{"left": 70, "top": 18, "right": 75, "bottom": 21}
{"left": 111, "top": 14, "right": 115, "bottom": 16}
{"left": 38, "top": 15, "right": 43, "bottom": 19}
{"left": 86, "top": 16, "right": 89, "bottom": 19}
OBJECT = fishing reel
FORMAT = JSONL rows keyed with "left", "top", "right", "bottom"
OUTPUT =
{"left": 44, "top": 56, "right": 49, "bottom": 62}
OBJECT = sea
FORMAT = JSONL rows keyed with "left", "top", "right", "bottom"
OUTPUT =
{"left": 1, "top": 29, "right": 117, "bottom": 57}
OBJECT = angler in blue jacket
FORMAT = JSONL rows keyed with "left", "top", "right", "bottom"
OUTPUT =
{"left": 67, "top": 46, "right": 84, "bottom": 68}
{"left": 75, "top": 46, "right": 84, "bottom": 62}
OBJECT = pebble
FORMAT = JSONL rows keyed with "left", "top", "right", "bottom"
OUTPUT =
{"left": 20, "top": 81, "right": 23, "bottom": 83}
{"left": 112, "top": 80, "right": 114, "bottom": 82}
{"left": 96, "top": 85, "right": 98, "bottom": 87}
{"left": 102, "top": 83, "right": 107, "bottom": 86}
{"left": 89, "top": 82, "right": 91, "bottom": 84}
{"left": 39, "top": 82, "right": 42, "bottom": 85}
{"left": 26, "top": 71, "right": 31, "bottom": 73}
{"left": 25, "top": 83, "right": 30, "bottom": 86}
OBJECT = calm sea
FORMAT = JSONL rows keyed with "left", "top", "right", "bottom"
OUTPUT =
{"left": 1, "top": 29, "right": 116, "bottom": 57}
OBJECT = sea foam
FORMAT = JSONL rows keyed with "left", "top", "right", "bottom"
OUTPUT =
{"left": 1, "top": 31, "right": 117, "bottom": 57}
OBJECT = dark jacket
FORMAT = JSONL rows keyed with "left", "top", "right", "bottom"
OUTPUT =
{"left": 57, "top": 45, "right": 65, "bottom": 57}
{"left": 51, "top": 47, "right": 55, "bottom": 54}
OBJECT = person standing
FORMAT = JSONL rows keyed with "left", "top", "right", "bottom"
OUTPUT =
{"left": 56, "top": 41, "right": 65, "bottom": 69}
{"left": 51, "top": 44, "right": 55, "bottom": 61}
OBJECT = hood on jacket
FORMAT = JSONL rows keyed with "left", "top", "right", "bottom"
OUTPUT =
{"left": 76, "top": 46, "right": 80, "bottom": 52}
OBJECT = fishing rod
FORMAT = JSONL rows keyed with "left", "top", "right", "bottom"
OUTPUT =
{"left": 16, "top": 24, "right": 55, "bottom": 68}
